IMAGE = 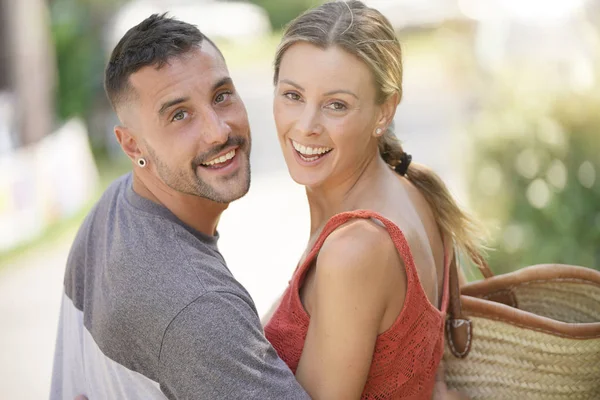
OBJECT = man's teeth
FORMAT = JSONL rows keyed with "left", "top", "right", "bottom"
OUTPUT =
{"left": 292, "top": 140, "right": 332, "bottom": 156}
{"left": 202, "top": 149, "right": 236, "bottom": 166}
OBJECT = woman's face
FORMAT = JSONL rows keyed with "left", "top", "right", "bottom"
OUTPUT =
{"left": 273, "top": 43, "right": 387, "bottom": 188}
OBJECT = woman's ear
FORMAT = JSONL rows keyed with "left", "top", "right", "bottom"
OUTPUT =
{"left": 374, "top": 92, "right": 400, "bottom": 136}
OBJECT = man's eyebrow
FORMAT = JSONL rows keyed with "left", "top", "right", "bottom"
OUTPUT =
{"left": 213, "top": 77, "right": 233, "bottom": 91}
{"left": 158, "top": 97, "right": 189, "bottom": 116}
{"left": 157, "top": 78, "right": 233, "bottom": 116}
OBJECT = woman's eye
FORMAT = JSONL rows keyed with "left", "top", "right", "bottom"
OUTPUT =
{"left": 172, "top": 110, "right": 188, "bottom": 122}
{"left": 284, "top": 92, "right": 301, "bottom": 101}
{"left": 326, "top": 102, "right": 347, "bottom": 111}
{"left": 215, "top": 91, "right": 232, "bottom": 104}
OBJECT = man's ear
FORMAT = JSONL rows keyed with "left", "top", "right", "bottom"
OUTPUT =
{"left": 114, "top": 125, "right": 142, "bottom": 162}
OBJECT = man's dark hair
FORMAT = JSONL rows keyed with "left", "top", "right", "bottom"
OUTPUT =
{"left": 104, "top": 13, "right": 221, "bottom": 111}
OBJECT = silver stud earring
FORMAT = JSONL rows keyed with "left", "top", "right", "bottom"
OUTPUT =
{"left": 137, "top": 158, "right": 147, "bottom": 168}
{"left": 376, "top": 128, "right": 383, "bottom": 136}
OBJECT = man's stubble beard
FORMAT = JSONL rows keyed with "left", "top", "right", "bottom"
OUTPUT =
{"left": 145, "top": 139, "right": 252, "bottom": 204}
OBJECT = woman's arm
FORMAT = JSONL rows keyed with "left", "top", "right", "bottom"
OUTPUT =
{"left": 295, "top": 220, "right": 405, "bottom": 400}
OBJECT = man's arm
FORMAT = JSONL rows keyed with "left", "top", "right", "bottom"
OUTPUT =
{"left": 158, "top": 290, "right": 310, "bottom": 400}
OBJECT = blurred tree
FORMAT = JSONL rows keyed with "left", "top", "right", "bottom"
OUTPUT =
{"left": 0, "top": 0, "right": 9, "bottom": 91}
{"left": 466, "top": 67, "right": 600, "bottom": 274}
{"left": 248, "top": 0, "right": 322, "bottom": 30}
{"left": 51, "top": 0, "right": 101, "bottom": 122}
{"left": 4, "top": 0, "right": 55, "bottom": 146}
{"left": 49, "top": 0, "right": 126, "bottom": 123}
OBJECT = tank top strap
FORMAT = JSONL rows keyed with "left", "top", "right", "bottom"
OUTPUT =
{"left": 295, "top": 210, "right": 421, "bottom": 288}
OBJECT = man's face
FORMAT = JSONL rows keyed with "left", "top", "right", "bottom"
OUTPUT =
{"left": 124, "top": 44, "right": 251, "bottom": 203}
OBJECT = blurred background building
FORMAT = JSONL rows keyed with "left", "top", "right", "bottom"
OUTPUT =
{"left": 0, "top": 0, "right": 599, "bottom": 398}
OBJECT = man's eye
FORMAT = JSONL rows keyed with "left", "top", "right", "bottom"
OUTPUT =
{"left": 284, "top": 92, "right": 301, "bottom": 101}
{"left": 172, "top": 110, "right": 188, "bottom": 121}
{"left": 326, "top": 102, "right": 347, "bottom": 111}
{"left": 215, "top": 91, "right": 232, "bottom": 104}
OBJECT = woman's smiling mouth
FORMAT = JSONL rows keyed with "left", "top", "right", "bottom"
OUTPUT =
{"left": 291, "top": 139, "right": 332, "bottom": 163}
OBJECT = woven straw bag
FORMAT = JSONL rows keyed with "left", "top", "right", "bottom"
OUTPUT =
{"left": 443, "top": 260, "right": 600, "bottom": 400}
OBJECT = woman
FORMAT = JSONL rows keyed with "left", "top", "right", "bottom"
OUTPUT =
{"left": 263, "top": 1, "right": 484, "bottom": 399}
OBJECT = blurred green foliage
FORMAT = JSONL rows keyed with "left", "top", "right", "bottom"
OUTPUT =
{"left": 50, "top": 0, "right": 124, "bottom": 122}
{"left": 248, "top": 0, "right": 322, "bottom": 30}
{"left": 467, "top": 67, "right": 600, "bottom": 274}
{"left": 51, "top": 3, "right": 100, "bottom": 121}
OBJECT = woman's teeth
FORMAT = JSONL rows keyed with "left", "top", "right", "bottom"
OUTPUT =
{"left": 292, "top": 140, "right": 332, "bottom": 162}
{"left": 202, "top": 149, "right": 236, "bottom": 166}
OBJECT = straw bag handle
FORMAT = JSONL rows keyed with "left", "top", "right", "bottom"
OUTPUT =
{"left": 446, "top": 253, "right": 473, "bottom": 358}
{"left": 446, "top": 252, "right": 517, "bottom": 358}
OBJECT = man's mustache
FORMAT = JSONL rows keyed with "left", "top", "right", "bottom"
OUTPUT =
{"left": 192, "top": 136, "right": 248, "bottom": 168}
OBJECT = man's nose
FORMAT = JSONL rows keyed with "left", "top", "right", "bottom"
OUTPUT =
{"left": 201, "top": 108, "right": 231, "bottom": 145}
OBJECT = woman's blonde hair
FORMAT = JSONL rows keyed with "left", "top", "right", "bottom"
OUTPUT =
{"left": 274, "top": 0, "right": 487, "bottom": 269}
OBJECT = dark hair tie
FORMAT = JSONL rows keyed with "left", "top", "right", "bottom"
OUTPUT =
{"left": 394, "top": 153, "right": 412, "bottom": 176}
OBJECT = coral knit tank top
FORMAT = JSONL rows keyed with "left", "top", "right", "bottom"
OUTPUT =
{"left": 264, "top": 210, "right": 451, "bottom": 400}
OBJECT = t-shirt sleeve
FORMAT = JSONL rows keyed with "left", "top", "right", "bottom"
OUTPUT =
{"left": 158, "top": 290, "right": 310, "bottom": 400}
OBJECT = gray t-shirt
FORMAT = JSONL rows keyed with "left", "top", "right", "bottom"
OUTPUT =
{"left": 50, "top": 174, "right": 309, "bottom": 399}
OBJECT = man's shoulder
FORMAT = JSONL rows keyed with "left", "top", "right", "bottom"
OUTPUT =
{"left": 68, "top": 173, "right": 131, "bottom": 246}
{"left": 91, "top": 173, "right": 131, "bottom": 215}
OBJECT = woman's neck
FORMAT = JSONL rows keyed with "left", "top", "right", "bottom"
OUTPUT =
{"left": 305, "top": 154, "right": 394, "bottom": 236}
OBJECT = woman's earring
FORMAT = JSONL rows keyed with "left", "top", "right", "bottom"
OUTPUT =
{"left": 137, "top": 158, "right": 147, "bottom": 168}
{"left": 375, "top": 128, "right": 383, "bottom": 136}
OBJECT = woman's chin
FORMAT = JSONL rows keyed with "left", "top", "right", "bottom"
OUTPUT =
{"left": 287, "top": 168, "right": 325, "bottom": 189}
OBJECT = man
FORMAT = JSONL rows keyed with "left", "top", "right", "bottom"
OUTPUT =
{"left": 50, "top": 14, "right": 309, "bottom": 399}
